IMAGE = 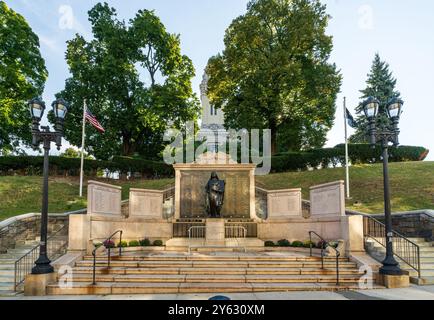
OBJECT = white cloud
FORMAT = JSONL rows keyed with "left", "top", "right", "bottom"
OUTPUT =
{"left": 39, "top": 35, "right": 62, "bottom": 53}
{"left": 358, "top": 4, "right": 375, "bottom": 31}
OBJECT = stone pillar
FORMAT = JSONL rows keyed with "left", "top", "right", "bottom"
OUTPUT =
{"left": 67, "top": 214, "right": 90, "bottom": 253}
{"left": 206, "top": 219, "right": 225, "bottom": 246}
{"left": 340, "top": 215, "right": 365, "bottom": 255}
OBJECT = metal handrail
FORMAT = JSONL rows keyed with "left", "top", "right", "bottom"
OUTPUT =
{"left": 308, "top": 231, "right": 340, "bottom": 285}
{"left": 363, "top": 215, "right": 421, "bottom": 278}
{"left": 14, "top": 224, "right": 68, "bottom": 291}
{"left": 92, "top": 230, "right": 123, "bottom": 285}
{"left": 225, "top": 226, "right": 247, "bottom": 238}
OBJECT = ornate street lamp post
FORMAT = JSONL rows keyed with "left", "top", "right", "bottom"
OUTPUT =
{"left": 29, "top": 97, "right": 68, "bottom": 274}
{"left": 362, "top": 96, "right": 404, "bottom": 276}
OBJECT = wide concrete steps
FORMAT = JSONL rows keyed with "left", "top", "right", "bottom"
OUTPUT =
{"left": 366, "top": 238, "right": 434, "bottom": 284}
{"left": 47, "top": 252, "right": 376, "bottom": 295}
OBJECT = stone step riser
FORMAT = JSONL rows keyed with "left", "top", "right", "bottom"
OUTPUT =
{"left": 67, "top": 278, "right": 368, "bottom": 284}
{"left": 69, "top": 269, "right": 364, "bottom": 276}
{"left": 47, "top": 284, "right": 377, "bottom": 295}
{"left": 76, "top": 261, "right": 357, "bottom": 268}
{"left": 369, "top": 244, "right": 434, "bottom": 252}
{"left": 82, "top": 256, "right": 350, "bottom": 262}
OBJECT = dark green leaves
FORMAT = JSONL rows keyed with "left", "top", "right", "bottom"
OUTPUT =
{"left": 0, "top": 1, "right": 47, "bottom": 154}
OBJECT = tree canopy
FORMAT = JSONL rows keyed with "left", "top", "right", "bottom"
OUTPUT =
{"left": 350, "top": 53, "right": 401, "bottom": 143}
{"left": 206, "top": 0, "right": 342, "bottom": 154}
{"left": 0, "top": 1, "right": 47, "bottom": 154}
{"left": 56, "top": 2, "right": 200, "bottom": 160}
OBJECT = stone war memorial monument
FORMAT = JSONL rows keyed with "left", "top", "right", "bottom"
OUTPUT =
{"left": 31, "top": 150, "right": 386, "bottom": 297}
{"left": 66, "top": 151, "right": 366, "bottom": 252}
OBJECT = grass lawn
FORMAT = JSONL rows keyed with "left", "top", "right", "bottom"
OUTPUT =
{"left": 257, "top": 161, "right": 434, "bottom": 213}
{"left": 0, "top": 176, "right": 174, "bottom": 221}
{"left": 0, "top": 161, "right": 433, "bottom": 221}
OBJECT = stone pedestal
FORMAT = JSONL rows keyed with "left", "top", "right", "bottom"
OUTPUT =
{"left": 206, "top": 219, "right": 225, "bottom": 246}
{"left": 24, "top": 272, "right": 57, "bottom": 296}
{"left": 378, "top": 273, "right": 410, "bottom": 288}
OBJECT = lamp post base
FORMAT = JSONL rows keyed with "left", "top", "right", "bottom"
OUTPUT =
{"left": 379, "top": 255, "right": 402, "bottom": 275}
{"left": 378, "top": 273, "right": 410, "bottom": 289}
{"left": 31, "top": 255, "right": 54, "bottom": 274}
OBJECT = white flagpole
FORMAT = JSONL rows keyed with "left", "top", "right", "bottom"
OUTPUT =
{"left": 79, "top": 99, "right": 86, "bottom": 197}
{"left": 343, "top": 97, "right": 350, "bottom": 199}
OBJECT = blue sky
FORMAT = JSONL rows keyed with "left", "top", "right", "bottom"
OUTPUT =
{"left": 6, "top": 0, "right": 434, "bottom": 160}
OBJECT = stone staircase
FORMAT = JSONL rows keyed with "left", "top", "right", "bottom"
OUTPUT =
{"left": 365, "top": 237, "right": 434, "bottom": 285}
{"left": 0, "top": 240, "right": 40, "bottom": 296}
{"left": 47, "top": 252, "right": 377, "bottom": 295}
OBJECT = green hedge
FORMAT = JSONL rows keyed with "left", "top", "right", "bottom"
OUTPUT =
{"left": 271, "top": 144, "right": 429, "bottom": 173}
{"left": 0, "top": 144, "right": 428, "bottom": 177}
{"left": 0, "top": 155, "right": 174, "bottom": 178}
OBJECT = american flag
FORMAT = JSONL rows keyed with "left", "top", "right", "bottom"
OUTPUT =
{"left": 85, "top": 108, "right": 105, "bottom": 133}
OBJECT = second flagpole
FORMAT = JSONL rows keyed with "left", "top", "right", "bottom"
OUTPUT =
{"left": 343, "top": 97, "right": 350, "bottom": 199}
{"left": 79, "top": 99, "right": 86, "bottom": 197}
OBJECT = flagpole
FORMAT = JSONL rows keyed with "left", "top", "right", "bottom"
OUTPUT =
{"left": 79, "top": 99, "right": 86, "bottom": 197}
{"left": 343, "top": 97, "right": 350, "bottom": 199}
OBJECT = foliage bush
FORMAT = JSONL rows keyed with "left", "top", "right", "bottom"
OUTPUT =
{"left": 0, "top": 155, "right": 174, "bottom": 178}
{"left": 317, "top": 240, "right": 326, "bottom": 249}
{"left": 303, "top": 240, "right": 316, "bottom": 248}
{"left": 271, "top": 144, "right": 429, "bottom": 173}
{"left": 290, "top": 240, "right": 304, "bottom": 247}
{"left": 128, "top": 240, "right": 140, "bottom": 247}
{"left": 152, "top": 240, "right": 163, "bottom": 246}
{"left": 103, "top": 240, "right": 115, "bottom": 248}
{"left": 117, "top": 241, "right": 128, "bottom": 248}
{"left": 264, "top": 241, "right": 275, "bottom": 247}
{"left": 0, "top": 144, "right": 428, "bottom": 177}
{"left": 277, "top": 239, "right": 291, "bottom": 247}
{"left": 140, "top": 238, "right": 151, "bottom": 246}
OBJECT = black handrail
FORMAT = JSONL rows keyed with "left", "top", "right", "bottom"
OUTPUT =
{"left": 92, "top": 230, "right": 123, "bottom": 285}
{"left": 14, "top": 224, "right": 68, "bottom": 291}
{"left": 308, "top": 231, "right": 340, "bottom": 286}
{"left": 363, "top": 215, "right": 421, "bottom": 278}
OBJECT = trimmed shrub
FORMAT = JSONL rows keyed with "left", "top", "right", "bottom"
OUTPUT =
{"left": 0, "top": 155, "right": 174, "bottom": 178}
{"left": 0, "top": 144, "right": 428, "bottom": 177}
{"left": 317, "top": 240, "right": 326, "bottom": 249}
{"left": 291, "top": 240, "right": 304, "bottom": 247}
{"left": 303, "top": 240, "right": 316, "bottom": 248}
{"left": 264, "top": 241, "right": 275, "bottom": 247}
{"left": 128, "top": 240, "right": 140, "bottom": 247}
{"left": 152, "top": 240, "right": 163, "bottom": 246}
{"left": 93, "top": 242, "right": 103, "bottom": 248}
{"left": 277, "top": 239, "right": 291, "bottom": 247}
{"left": 117, "top": 241, "right": 128, "bottom": 248}
{"left": 103, "top": 240, "right": 115, "bottom": 248}
{"left": 140, "top": 238, "right": 151, "bottom": 246}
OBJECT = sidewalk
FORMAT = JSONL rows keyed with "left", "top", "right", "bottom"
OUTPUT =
{"left": 1, "top": 285, "right": 434, "bottom": 300}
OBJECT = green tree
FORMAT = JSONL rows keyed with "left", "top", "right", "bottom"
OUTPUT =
{"left": 56, "top": 3, "right": 200, "bottom": 160}
{"left": 0, "top": 1, "right": 47, "bottom": 154}
{"left": 206, "top": 0, "right": 341, "bottom": 154}
{"left": 60, "top": 147, "right": 93, "bottom": 159}
{"left": 350, "top": 53, "right": 401, "bottom": 143}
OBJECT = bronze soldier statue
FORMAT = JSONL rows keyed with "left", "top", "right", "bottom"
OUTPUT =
{"left": 205, "top": 171, "right": 225, "bottom": 218}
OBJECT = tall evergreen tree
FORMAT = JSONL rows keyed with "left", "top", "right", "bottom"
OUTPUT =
{"left": 350, "top": 53, "right": 401, "bottom": 143}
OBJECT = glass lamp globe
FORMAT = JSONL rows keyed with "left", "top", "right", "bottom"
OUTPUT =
{"left": 386, "top": 98, "right": 404, "bottom": 120}
{"left": 52, "top": 98, "right": 69, "bottom": 120}
{"left": 362, "top": 97, "right": 380, "bottom": 119}
{"left": 28, "top": 98, "right": 46, "bottom": 121}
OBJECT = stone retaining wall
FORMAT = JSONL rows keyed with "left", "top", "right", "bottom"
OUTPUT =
{"left": 0, "top": 213, "right": 70, "bottom": 253}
